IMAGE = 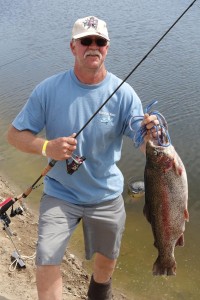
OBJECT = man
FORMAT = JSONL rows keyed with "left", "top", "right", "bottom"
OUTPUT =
{"left": 7, "top": 16, "right": 158, "bottom": 300}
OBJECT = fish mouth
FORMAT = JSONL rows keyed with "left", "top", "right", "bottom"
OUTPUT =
{"left": 147, "top": 139, "right": 165, "bottom": 148}
{"left": 147, "top": 139, "right": 175, "bottom": 162}
{"left": 147, "top": 138, "right": 171, "bottom": 149}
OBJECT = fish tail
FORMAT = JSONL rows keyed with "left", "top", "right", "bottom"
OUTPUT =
{"left": 152, "top": 256, "right": 176, "bottom": 276}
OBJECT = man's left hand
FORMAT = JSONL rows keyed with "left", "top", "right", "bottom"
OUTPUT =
{"left": 142, "top": 113, "right": 160, "bottom": 139}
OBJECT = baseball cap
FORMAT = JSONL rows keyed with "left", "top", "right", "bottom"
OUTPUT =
{"left": 72, "top": 16, "right": 110, "bottom": 41}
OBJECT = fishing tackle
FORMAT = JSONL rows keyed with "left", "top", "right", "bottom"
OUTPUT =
{"left": 129, "top": 100, "right": 172, "bottom": 148}
{"left": 0, "top": 198, "right": 25, "bottom": 226}
{"left": 0, "top": 198, "right": 27, "bottom": 268}
{"left": 66, "top": 154, "right": 86, "bottom": 175}
{"left": 0, "top": 158, "right": 57, "bottom": 218}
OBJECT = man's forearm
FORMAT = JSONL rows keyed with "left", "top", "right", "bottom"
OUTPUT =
{"left": 7, "top": 126, "right": 77, "bottom": 160}
{"left": 7, "top": 125, "right": 45, "bottom": 155}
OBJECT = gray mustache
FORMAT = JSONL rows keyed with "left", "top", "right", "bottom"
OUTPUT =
{"left": 84, "top": 50, "right": 102, "bottom": 59}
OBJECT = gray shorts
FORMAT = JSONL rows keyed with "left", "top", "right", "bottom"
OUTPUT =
{"left": 36, "top": 194, "right": 126, "bottom": 265}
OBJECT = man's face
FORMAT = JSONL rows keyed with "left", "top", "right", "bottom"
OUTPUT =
{"left": 70, "top": 35, "right": 109, "bottom": 71}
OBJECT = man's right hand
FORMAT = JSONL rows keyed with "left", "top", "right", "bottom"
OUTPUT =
{"left": 45, "top": 134, "right": 77, "bottom": 160}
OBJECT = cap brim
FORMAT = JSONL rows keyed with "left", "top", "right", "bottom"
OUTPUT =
{"left": 72, "top": 32, "right": 110, "bottom": 41}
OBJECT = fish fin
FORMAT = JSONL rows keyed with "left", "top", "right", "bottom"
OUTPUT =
{"left": 162, "top": 156, "right": 182, "bottom": 175}
{"left": 175, "top": 165, "right": 183, "bottom": 176}
{"left": 173, "top": 154, "right": 184, "bottom": 176}
{"left": 153, "top": 256, "right": 176, "bottom": 276}
{"left": 175, "top": 234, "right": 184, "bottom": 247}
{"left": 184, "top": 209, "right": 189, "bottom": 222}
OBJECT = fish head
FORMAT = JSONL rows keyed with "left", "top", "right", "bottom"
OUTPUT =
{"left": 146, "top": 139, "right": 175, "bottom": 169}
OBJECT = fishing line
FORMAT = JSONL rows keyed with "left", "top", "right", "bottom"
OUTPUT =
{"left": 0, "top": 0, "right": 197, "bottom": 213}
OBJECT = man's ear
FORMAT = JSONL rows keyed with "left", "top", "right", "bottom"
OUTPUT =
{"left": 70, "top": 40, "right": 76, "bottom": 55}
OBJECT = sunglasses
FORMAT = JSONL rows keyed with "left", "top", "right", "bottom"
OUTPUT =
{"left": 79, "top": 37, "right": 108, "bottom": 47}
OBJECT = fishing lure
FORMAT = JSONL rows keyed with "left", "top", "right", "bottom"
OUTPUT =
{"left": 129, "top": 100, "right": 171, "bottom": 148}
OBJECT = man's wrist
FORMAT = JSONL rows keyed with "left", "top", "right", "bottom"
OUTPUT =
{"left": 42, "top": 140, "right": 49, "bottom": 156}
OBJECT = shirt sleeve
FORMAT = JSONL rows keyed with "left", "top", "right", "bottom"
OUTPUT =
{"left": 12, "top": 88, "right": 46, "bottom": 134}
{"left": 122, "top": 87, "right": 144, "bottom": 142}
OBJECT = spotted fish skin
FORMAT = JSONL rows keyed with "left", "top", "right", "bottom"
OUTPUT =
{"left": 144, "top": 139, "right": 189, "bottom": 276}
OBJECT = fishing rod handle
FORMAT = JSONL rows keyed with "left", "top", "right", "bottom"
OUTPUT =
{"left": 22, "top": 159, "right": 58, "bottom": 198}
{"left": 41, "top": 159, "right": 57, "bottom": 176}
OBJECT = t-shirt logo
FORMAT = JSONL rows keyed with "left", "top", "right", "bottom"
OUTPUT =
{"left": 98, "top": 111, "right": 115, "bottom": 125}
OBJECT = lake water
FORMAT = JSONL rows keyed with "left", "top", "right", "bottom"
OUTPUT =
{"left": 0, "top": 0, "right": 200, "bottom": 299}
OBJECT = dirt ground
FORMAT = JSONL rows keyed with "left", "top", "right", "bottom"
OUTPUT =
{"left": 0, "top": 176, "right": 128, "bottom": 300}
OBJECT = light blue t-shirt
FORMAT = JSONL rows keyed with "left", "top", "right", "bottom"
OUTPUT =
{"left": 12, "top": 69, "right": 144, "bottom": 204}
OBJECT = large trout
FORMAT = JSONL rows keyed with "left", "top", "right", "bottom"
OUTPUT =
{"left": 144, "top": 139, "right": 189, "bottom": 275}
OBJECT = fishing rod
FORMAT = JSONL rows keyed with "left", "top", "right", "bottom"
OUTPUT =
{"left": 0, "top": 0, "right": 197, "bottom": 217}
{"left": 57, "top": 0, "right": 198, "bottom": 171}
{"left": 74, "top": 0, "right": 197, "bottom": 138}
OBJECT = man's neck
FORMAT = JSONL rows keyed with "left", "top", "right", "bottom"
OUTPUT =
{"left": 73, "top": 65, "right": 107, "bottom": 84}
